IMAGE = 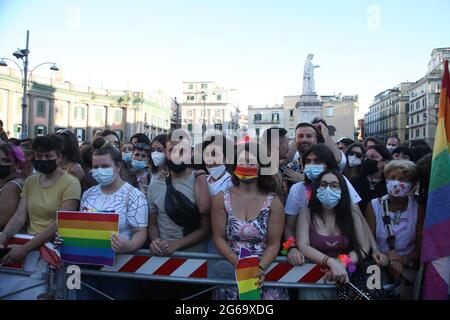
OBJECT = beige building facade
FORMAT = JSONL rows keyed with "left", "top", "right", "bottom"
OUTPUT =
{"left": 0, "top": 67, "right": 172, "bottom": 142}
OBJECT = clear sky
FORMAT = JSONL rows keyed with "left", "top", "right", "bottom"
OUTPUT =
{"left": 1, "top": 0, "right": 449, "bottom": 117}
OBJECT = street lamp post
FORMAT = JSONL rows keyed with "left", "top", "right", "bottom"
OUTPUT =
{"left": 201, "top": 91, "right": 207, "bottom": 134}
{"left": 0, "top": 30, "right": 59, "bottom": 139}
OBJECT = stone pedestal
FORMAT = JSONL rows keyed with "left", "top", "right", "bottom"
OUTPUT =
{"left": 295, "top": 94, "right": 322, "bottom": 123}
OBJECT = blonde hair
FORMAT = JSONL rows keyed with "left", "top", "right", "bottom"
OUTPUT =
{"left": 384, "top": 160, "right": 418, "bottom": 183}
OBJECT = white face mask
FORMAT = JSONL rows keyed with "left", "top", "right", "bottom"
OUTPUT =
{"left": 207, "top": 165, "right": 226, "bottom": 180}
{"left": 151, "top": 151, "right": 166, "bottom": 167}
{"left": 348, "top": 155, "right": 362, "bottom": 167}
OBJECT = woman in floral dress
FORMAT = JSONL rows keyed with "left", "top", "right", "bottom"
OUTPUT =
{"left": 211, "top": 141, "right": 288, "bottom": 300}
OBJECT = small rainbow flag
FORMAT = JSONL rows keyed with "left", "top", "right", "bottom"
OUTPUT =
{"left": 235, "top": 247, "right": 261, "bottom": 300}
{"left": 57, "top": 211, "right": 119, "bottom": 267}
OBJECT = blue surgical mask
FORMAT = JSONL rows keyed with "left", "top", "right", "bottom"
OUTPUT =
{"left": 316, "top": 186, "right": 342, "bottom": 209}
{"left": 131, "top": 159, "right": 147, "bottom": 171}
{"left": 122, "top": 152, "right": 132, "bottom": 163}
{"left": 92, "top": 167, "right": 118, "bottom": 186}
{"left": 303, "top": 164, "right": 325, "bottom": 181}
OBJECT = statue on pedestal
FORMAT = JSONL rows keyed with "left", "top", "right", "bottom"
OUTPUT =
{"left": 302, "top": 54, "right": 320, "bottom": 95}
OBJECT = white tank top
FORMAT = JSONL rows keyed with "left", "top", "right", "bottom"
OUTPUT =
{"left": 371, "top": 195, "right": 418, "bottom": 256}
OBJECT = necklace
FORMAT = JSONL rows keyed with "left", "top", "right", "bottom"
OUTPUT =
{"left": 388, "top": 199, "right": 408, "bottom": 225}
{"left": 367, "top": 177, "right": 380, "bottom": 191}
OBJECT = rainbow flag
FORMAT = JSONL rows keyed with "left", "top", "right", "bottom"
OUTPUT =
{"left": 421, "top": 60, "right": 450, "bottom": 300}
{"left": 235, "top": 247, "right": 261, "bottom": 300}
{"left": 57, "top": 211, "right": 119, "bottom": 267}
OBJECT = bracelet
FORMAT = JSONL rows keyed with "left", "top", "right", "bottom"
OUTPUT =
{"left": 322, "top": 255, "right": 331, "bottom": 268}
{"left": 258, "top": 264, "right": 266, "bottom": 272}
{"left": 281, "top": 236, "right": 296, "bottom": 255}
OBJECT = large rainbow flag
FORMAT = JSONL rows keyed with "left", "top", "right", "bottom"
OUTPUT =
{"left": 235, "top": 247, "right": 261, "bottom": 300}
{"left": 57, "top": 211, "right": 119, "bottom": 267}
{"left": 421, "top": 59, "right": 450, "bottom": 300}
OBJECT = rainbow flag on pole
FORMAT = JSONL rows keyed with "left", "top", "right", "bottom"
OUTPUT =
{"left": 235, "top": 247, "right": 261, "bottom": 300}
{"left": 57, "top": 211, "right": 119, "bottom": 267}
{"left": 421, "top": 59, "right": 450, "bottom": 300}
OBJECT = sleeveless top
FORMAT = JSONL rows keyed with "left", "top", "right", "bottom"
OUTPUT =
{"left": 223, "top": 189, "right": 274, "bottom": 256}
{"left": 0, "top": 177, "right": 23, "bottom": 193}
{"left": 309, "top": 224, "right": 351, "bottom": 258}
{"left": 371, "top": 195, "right": 418, "bottom": 256}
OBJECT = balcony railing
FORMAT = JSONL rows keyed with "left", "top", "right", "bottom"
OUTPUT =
{"left": 254, "top": 119, "right": 281, "bottom": 124}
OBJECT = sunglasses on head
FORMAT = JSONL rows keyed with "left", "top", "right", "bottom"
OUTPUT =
{"left": 347, "top": 151, "right": 363, "bottom": 159}
{"left": 134, "top": 143, "right": 150, "bottom": 151}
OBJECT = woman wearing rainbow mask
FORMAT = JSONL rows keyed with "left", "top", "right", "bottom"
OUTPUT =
{"left": 211, "top": 140, "right": 288, "bottom": 300}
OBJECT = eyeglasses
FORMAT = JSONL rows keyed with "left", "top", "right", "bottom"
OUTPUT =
{"left": 347, "top": 151, "right": 363, "bottom": 159}
{"left": 134, "top": 143, "right": 150, "bottom": 151}
{"left": 318, "top": 181, "right": 341, "bottom": 191}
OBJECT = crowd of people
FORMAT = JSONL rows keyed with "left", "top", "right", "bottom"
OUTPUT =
{"left": 0, "top": 117, "right": 434, "bottom": 300}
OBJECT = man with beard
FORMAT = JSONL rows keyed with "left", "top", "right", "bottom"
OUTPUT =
{"left": 284, "top": 121, "right": 346, "bottom": 184}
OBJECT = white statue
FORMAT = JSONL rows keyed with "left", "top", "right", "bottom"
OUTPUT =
{"left": 302, "top": 54, "right": 320, "bottom": 95}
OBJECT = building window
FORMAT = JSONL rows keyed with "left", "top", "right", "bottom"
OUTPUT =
{"left": 289, "top": 110, "right": 294, "bottom": 117}
{"left": 255, "top": 128, "right": 260, "bottom": 137}
{"left": 254, "top": 114, "right": 261, "bottom": 122}
{"left": 201, "top": 84, "right": 207, "bottom": 89}
{"left": 416, "top": 129, "right": 420, "bottom": 138}
{"left": 214, "top": 123, "right": 222, "bottom": 131}
{"left": 410, "top": 116, "right": 414, "bottom": 124}
{"left": 187, "top": 110, "right": 193, "bottom": 117}
{"left": 215, "top": 110, "right": 221, "bottom": 117}
{"left": 187, "top": 123, "right": 193, "bottom": 132}
{"left": 416, "top": 114, "right": 420, "bottom": 123}
{"left": 75, "top": 128, "right": 85, "bottom": 142}
{"left": 216, "top": 95, "right": 222, "bottom": 101}
{"left": 189, "top": 96, "right": 195, "bottom": 101}
{"left": 36, "top": 101, "right": 46, "bottom": 118}
{"left": 114, "top": 130, "right": 123, "bottom": 141}
{"left": 326, "top": 107, "right": 334, "bottom": 117}
{"left": 189, "top": 84, "right": 193, "bottom": 90}
{"left": 272, "top": 113, "right": 280, "bottom": 123}
{"left": 114, "top": 109, "right": 122, "bottom": 124}
{"left": 74, "top": 106, "right": 86, "bottom": 121}
{"left": 423, "top": 127, "right": 426, "bottom": 137}
{"left": 34, "top": 125, "right": 47, "bottom": 137}
{"left": 95, "top": 109, "right": 104, "bottom": 123}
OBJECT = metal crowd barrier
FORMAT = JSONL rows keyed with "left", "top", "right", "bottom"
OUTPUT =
{"left": 1, "top": 248, "right": 400, "bottom": 300}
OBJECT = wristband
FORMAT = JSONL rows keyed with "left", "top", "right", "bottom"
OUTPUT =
{"left": 337, "top": 254, "right": 356, "bottom": 274}
{"left": 259, "top": 265, "right": 266, "bottom": 272}
{"left": 281, "top": 236, "right": 296, "bottom": 256}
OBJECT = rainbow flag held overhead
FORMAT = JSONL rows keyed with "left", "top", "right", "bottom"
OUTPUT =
{"left": 235, "top": 247, "right": 261, "bottom": 300}
{"left": 421, "top": 59, "right": 450, "bottom": 300}
{"left": 57, "top": 211, "right": 119, "bottom": 267}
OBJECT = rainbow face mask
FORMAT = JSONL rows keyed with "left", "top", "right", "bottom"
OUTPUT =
{"left": 234, "top": 165, "right": 258, "bottom": 183}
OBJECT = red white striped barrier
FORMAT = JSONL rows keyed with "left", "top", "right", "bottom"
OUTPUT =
{"left": 101, "top": 255, "right": 208, "bottom": 278}
{"left": 0, "top": 234, "right": 61, "bottom": 270}
{"left": 100, "top": 254, "right": 327, "bottom": 283}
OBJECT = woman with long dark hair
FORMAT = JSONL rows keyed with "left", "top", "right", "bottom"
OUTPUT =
{"left": 55, "top": 129, "right": 84, "bottom": 181}
{"left": 211, "top": 141, "right": 288, "bottom": 300}
{"left": 284, "top": 144, "right": 361, "bottom": 266}
{"left": 296, "top": 169, "right": 370, "bottom": 300}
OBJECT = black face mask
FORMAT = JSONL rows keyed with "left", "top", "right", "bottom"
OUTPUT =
{"left": 362, "top": 158, "right": 380, "bottom": 175}
{"left": 34, "top": 159, "right": 58, "bottom": 175}
{"left": 167, "top": 160, "right": 188, "bottom": 173}
{"left": 0, "top": 165, "right": 12, "bottom": 179}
